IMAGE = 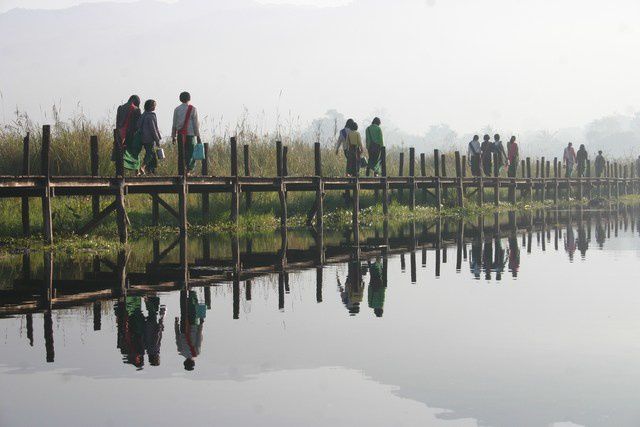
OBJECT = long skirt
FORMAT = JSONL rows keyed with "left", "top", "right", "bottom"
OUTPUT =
{"left": 178, "top": 135, "right": 197, "bottom": 172}
{"left": 367, "top": 144, "right": 382, "bottom": 176}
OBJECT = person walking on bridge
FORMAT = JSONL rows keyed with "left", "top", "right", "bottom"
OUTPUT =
{"left": 563, "top": 142, "right": 577, "bottom": 177}
{"left": 115, "top": 95, "right": 141, "bottom": 161}
{"left": 365, "top": 117, "right": 384, "bottom": 176}
{"left": 481, "top": 134, "right": 493, "bottom": 176}
{"left": 138, "top": 99, "right": 162, "bottom": 175}
{"left": 595, "top": 150, "right": 606, "bottom": 177}
{"left": 493, "top": 134, "right": 507, "bottom": 175}
{"left": 334, "top": 119, "right": 364, "bottom": 177}
{"left": 171, "top": 91, "right": 202, "bottom": 175}
{"left": 507, "top": 136, "right": 519, "bottom": 177}
{"left": 467, "top": 135, "right": 481, "bottom": 176}
{"left": 576, "top": 144, "right": 588, "bottom": 177}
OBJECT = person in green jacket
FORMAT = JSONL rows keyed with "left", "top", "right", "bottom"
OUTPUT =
{"left": 365, "top": 117, "right": 384, "bottom": 176}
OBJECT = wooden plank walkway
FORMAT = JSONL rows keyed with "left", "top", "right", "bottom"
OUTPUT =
{"left": 2, "top": 125, "right": 639, "bottom": 243}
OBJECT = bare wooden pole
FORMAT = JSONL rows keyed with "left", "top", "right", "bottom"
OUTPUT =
{"left": 243, "top": 144, "right": 252, "bottom": 211}
{"left": 493, "top": 152, "right": 500, "bottom": 206}
{"left": 201, "top": 142, "right": 210, "bottom": 220}
{"left": 314, "top": 142, "right": 323, "bottom": 228}
{"left": 420, "top": 153, "right": 427, "bottom": 202}
{"left": 230, "top": 137, "right": 239, "bottom": 224}
{"left": 114, "top": 129, "right": 128, "bottom": 243}
{"left": 21, "top": 133, "right": 30, "bottom": 237}
{"left": 90, "top": 135, "right": 100, "bottom": 219}
{"left": 409, "top": 147, "right": 416, "bottom": 210}
{"left": 276, "top": 141, "right": 287, "bottom": 229}
{"left": 41, "top": 125, "right": 53, "bottom": 244}
{"left": 434, "top": 149, "right": 442, "bottom": 210}
{"left": 455, "top": 151, "right": 464, "bottom": 208}
{"left": 381, "top": 146, "right": 389, "bottom": 215}
{"left": 398, "top": 152, "right": 404, "bottom": 202}
{"left": 176, "top": 130, "right": 187, "bottom": 236}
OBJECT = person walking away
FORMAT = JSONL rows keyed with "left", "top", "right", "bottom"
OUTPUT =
{"left": 115, "top": 95, "right": 141, "bottom": 161}
{"left": 507, "top": 136, "right": 519, "bottom": 177}
{"left": 576, "top": 144, "right": 588, "bottom": 177}
{"left": 493, "top": 134, "right": 507, "bottom": 175}
{"left": 335, "top": 119, "right": 355, "bottom": 175}
{"left": 171, "top": 91, "right": 202, "bottom": 175}
{"left": 365, "top": 117, "right": 384, "bottom": 176}
{"left": 334, "top": 121, "right": 364, "bottom": 177}
{"left": 563, "top": 142, "right": 577, "bottom": 177}
{"left": 595, "top": 151, "right": 605, "bottom": 178}
{"left": 138, "top": 99, "right": 162, "bottom": 175}
{"left": 467, "top": 135, "right": 481, "bottom": 176}
{"left": 480, "top": 134, "right": 493, "bottom": 176}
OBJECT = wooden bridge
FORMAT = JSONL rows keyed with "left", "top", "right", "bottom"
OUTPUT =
{"left": 2, "top": 125, "right": 639, "bottom": 244}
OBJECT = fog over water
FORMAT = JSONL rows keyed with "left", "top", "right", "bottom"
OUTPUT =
{"left": 1, "top": 0, "right": 640, "bottom": 155}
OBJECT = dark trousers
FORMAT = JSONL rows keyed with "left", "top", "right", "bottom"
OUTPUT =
{"left": 470, "top": 155, "right": 481, "bottom": 176}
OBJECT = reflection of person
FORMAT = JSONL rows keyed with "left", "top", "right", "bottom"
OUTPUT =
{"left": 564, "top": 225, "right": 576, "bottom": 261}
{"left": 116, "top": 296, "right": 146, "bottom": 369}
{"left": 577, "top": 222, "right": 589, "bottom": 258}
{"left": 144, "top": 297, "right": 165, "bottom": 366}
{"left": 507, "top": 235, "right": 520, "bottom": 278}
{"left": 483, "top": 237, "right": 493, "bottom": 280}
{"left": 470, "top": 237, "right": 482, "bottom": 279}
{"left": 367, "top": 259, "right": 386, "bottom": 317}
{"left": 337, "top": 261, "right": 365, "bottom": 315}
{"left": 175, "top": 291, "right": 206, "bottom": 371}
{"left": 493, "top": 237, "right": 506, "bottom": 281}
{"left": 595, "top": 216, "right": 606, "bottom": 248}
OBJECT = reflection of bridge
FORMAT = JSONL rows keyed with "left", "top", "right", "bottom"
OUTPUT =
{"left": 2, "top": 127, "right": 639, "bottom": 246}
{"left": 2, "top": 207, "right": 634, "bottom": 318}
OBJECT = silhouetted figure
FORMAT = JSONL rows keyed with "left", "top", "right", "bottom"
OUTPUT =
{"left": 365, "top": 117, "right": 383, "bottom": 176}
{"left": 176, "top": 290, "right": 206, "bottom": 371}
{"left": 494, "top": 134, "right": 507, "bottom": 174}
{"left": 508, "top": 235, "right": 520, "bottom": 278}
{"left": 115, "top": 297, "right": 146, "bottom": 369}
{"left": 481, "top": 134, "right": 493, "bottom": 176}
{"left": 563, "top": 142, "right": 577, "bottom": 177}
{"left": 467, "top": 135, "right": 481, "bottom": 176}
{"left": 367, "top": 259, "right": 386, "bottom": 317}
{"left": 595, "top": 151, "right": 606, "bottom": 178}
{"left": 576, "top": 144, "right": 588, "bottom": 177}
{"left": 507, "top": 136, "right": 519, "bottom": 177}
{"left": 337, "top": 261, "right": 365, "bottom": 316}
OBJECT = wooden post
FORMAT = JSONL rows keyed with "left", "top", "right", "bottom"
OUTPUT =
{"left": 21, "top": 133, "right": 30, "bottom": 237}
{"left": 41, "top": 125, "right": 53, "bottom": 244}
{"left": 455, "top": 151, "right": 464, "bottom": 208}
{"left": 434, "top": 149, "right": 442, "bottom": 210}
{"left": 420, "top": 153, "right": 427, "bottom": 202}
{"left": 353, "top": 151, "right": 360, "bottom": 244}
{"left": 276, "top": 140, "right": 283, "bottom": 177}
{"left": 243, "top": 144, "right": 252, "bottom": 211}
{"left": 230, "top": 137, "right": 239, "bottom": 223}
{"left": 176, "top": 128, "right": 187, "bottom": 236}
{"left": 381, "top": 146, "right": 389, "bottom": 215}
{"left": 283, "top": 146, "right": 289, "bottom": 177}
{"left": 540, "top": 156, "right": 546, "bottom": 201}
{"left": 152, "top": 193, "right": 159, "bottom": 226}
{"left": 398, "top": 152, "right": 404, "bottom": 201}
{"left": 409, "top": 148, "right": 415, "bottom": 210}
{"left": 553, "top": 157, "right": 559, "bottom": 203}
{"left": 114, "top": 129, "right": 128, "bottom": 243}
{"left": 493, "top": 152, "right": 500, "bottom": 206}
{"left": 276, "top": 141, "right": 287, "bottom": 229}
{"left": 526, "top": 157, "right": 533, "bottom": 204}
{"left": 314, "top": 142, "right": 323, "bottom": 228}
{"left": 90, "top": 135, "right": 100, "bottom": 219}
{"left": 201, "top": 142, "right": 210, "bottom": 220}
{"left": 441, "top": 153, "right": 448, "bottom": 200}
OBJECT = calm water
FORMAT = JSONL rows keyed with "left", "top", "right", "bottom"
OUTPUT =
{"left": 1, "top": 208, "right": 640, "bottom": 427}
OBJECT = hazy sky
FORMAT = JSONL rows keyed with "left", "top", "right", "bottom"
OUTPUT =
{"left": 1, "top": 0, "right": 640, "bottom": 138}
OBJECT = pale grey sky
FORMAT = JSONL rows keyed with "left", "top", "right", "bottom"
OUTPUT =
{"left": 1, "top": 0, "right": 640, "bottom": 140}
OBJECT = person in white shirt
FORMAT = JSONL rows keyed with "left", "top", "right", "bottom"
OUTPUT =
{"left": 467, "top": 135, "right": 481, "bottom": 176}
{"left": 171, "top": 91, "right": 202, "bottom": 173}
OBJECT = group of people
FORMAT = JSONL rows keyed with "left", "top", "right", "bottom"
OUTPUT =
{"left": 115, "top": 92, "right": 203, "bottom": 175}
{"left": 335, "top": 117, "right": 385, "bottom": 177}
{"left": 467, "top": 134, "right": 520, "bottom": 177}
